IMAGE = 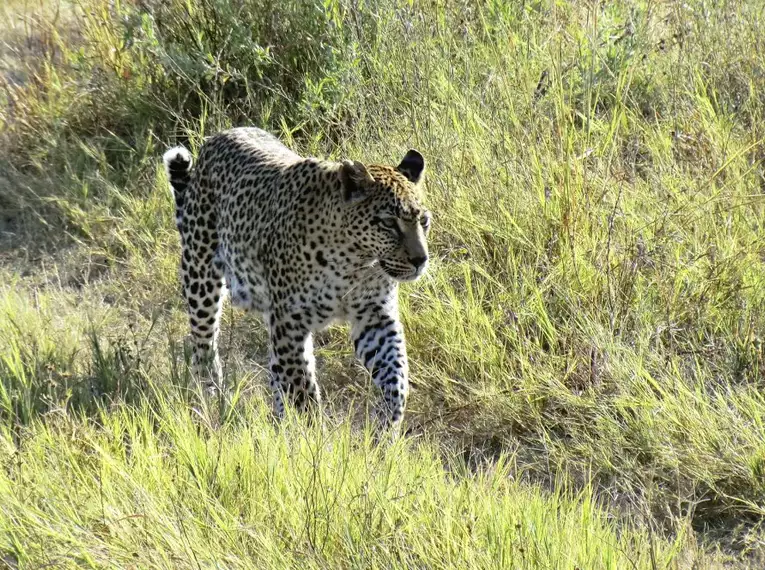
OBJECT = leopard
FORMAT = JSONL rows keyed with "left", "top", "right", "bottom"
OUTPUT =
{"left": 162, "top": 127, "right": 431, "bottom": 432}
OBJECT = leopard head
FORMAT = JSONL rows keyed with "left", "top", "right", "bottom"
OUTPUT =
{"left": 340, "top": 150, "right": 431, "bottom": 282}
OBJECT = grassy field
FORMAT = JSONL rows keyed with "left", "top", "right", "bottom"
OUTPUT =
{"left": 1, "top": 0, "right": 765, "bottom": 567}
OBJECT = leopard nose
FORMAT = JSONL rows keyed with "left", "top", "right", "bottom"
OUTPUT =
{"left": 409, "top": 255, "right": 428, "bottom": 269}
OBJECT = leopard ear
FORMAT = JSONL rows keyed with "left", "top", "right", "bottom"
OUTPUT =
{"left": 396, "top": 149, "right": 425, "bottom": 184}
{"left": 340, "top": 160, "right": 375, "bottom": 204}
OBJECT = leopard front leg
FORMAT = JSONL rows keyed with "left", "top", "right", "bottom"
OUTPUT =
{"left": 350, "top": 308, "right": 409, "bottom": 433}
{"left": 266, "top": 312, "right": 322, "bottom": 419}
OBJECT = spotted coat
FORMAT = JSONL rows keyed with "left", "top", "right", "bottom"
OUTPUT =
{"left": 163, "top": 127, "right": 431, "bottom": 430}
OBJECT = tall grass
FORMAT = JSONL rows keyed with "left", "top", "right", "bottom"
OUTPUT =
{"left": 0, "top": 392, "right": 690, "bottom": 569}
{"left": 1, "top": 0, "right": 765, "bottom": 566}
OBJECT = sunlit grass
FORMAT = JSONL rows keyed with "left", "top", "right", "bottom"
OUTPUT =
{"left": 1, "top": 383, "right": 686, "bottom": 569}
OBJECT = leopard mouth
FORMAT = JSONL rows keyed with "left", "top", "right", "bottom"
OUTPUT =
{"left": 380, "top": 259, "right": 425, "bottom": 282}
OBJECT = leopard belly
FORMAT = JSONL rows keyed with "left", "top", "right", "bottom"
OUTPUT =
{"left": 215, "top": 248, "right": 270, "bottom": 313}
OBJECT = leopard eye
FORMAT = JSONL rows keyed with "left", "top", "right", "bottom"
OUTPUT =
{"left": 379, "top": 217, "right": 399, "bottom": 231}
{"left": 420, "top": 212, "right": 432, "bottom": 231}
